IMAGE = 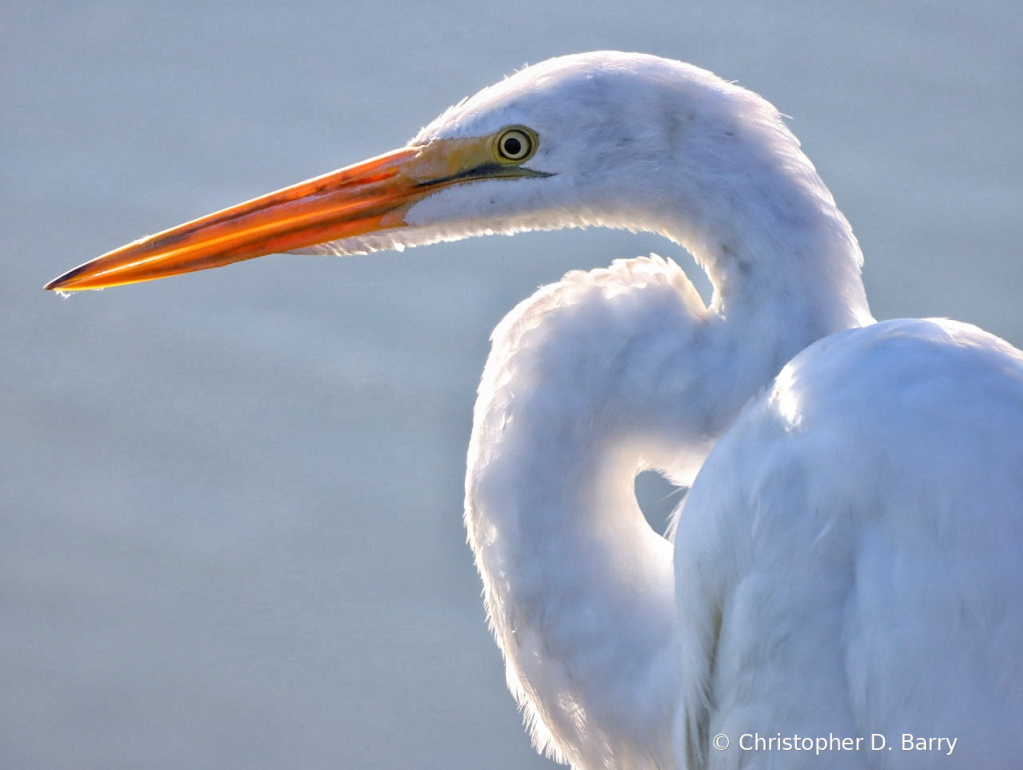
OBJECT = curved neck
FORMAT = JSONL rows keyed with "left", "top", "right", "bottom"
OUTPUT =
{"left": 463, "top": 247, "right": 867, "bottom": 767}
{"left": 465, "top": 128, "right": 871, "bottom": 769}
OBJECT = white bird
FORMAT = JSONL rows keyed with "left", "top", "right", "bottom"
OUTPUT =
{"left": 47, "top": 52, "right": 1023, "bottom": 769}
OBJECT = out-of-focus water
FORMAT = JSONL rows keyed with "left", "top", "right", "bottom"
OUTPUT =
{"left": 3, "top": 1, "right": 1021, "bottom": 768}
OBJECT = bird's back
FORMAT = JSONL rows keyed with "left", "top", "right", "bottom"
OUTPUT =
{"left": 675, "top": 318, "right": 1023, "bottom": 768}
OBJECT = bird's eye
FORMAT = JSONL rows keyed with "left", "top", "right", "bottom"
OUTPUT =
{"left": 494, "top": 126, "right": 537, "bottom": 163}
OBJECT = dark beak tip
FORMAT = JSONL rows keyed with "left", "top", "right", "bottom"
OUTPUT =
{"left": 44, "top": 263, "right": 91, "bottom": 292}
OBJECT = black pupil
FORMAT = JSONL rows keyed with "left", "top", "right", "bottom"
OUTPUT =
{"left": 504, "top": 136, "right": 523, "bottom": 157}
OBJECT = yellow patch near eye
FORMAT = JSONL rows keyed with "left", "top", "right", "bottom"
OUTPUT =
{"left": 403, "top": 128, "right": 544, "bottom": 189}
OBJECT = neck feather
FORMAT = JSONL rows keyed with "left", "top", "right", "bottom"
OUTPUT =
{"left": 465, "top": 262, "right": 685, "bottom": 768}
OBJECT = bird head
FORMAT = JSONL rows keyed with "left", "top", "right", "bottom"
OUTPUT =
{"left": 45, "top": 52, "right": 784, "bottom": 292}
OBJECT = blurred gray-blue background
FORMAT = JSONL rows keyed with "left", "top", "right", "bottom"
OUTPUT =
{"left": 3, "top": 2, "right": 1021, "bottom": 768}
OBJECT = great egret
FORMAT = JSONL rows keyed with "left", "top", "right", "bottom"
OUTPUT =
{"left": 47, "top": 52, "right": 1023, "bottom": 769}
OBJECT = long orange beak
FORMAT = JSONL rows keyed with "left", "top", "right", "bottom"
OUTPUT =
{"left": 45, "top": 146, "right": 434, "bottom": 291}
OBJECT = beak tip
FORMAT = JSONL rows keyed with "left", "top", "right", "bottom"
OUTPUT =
{"left": 44, "top": 271, "right": 76, "bottom": 292}
{"left": 45, "top": 262, "right": 95, "bottom": 292}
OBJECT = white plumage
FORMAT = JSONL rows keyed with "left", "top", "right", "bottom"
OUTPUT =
{"left": 47, "top": 51, "right": 1023, "bottom": 769}
{"left": 677, "top": 318, "right": 1023, "bottom": 769}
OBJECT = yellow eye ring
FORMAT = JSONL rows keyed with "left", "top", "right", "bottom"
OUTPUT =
{"left": 494, "top": 126, "right": 538, "bottom": 164}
